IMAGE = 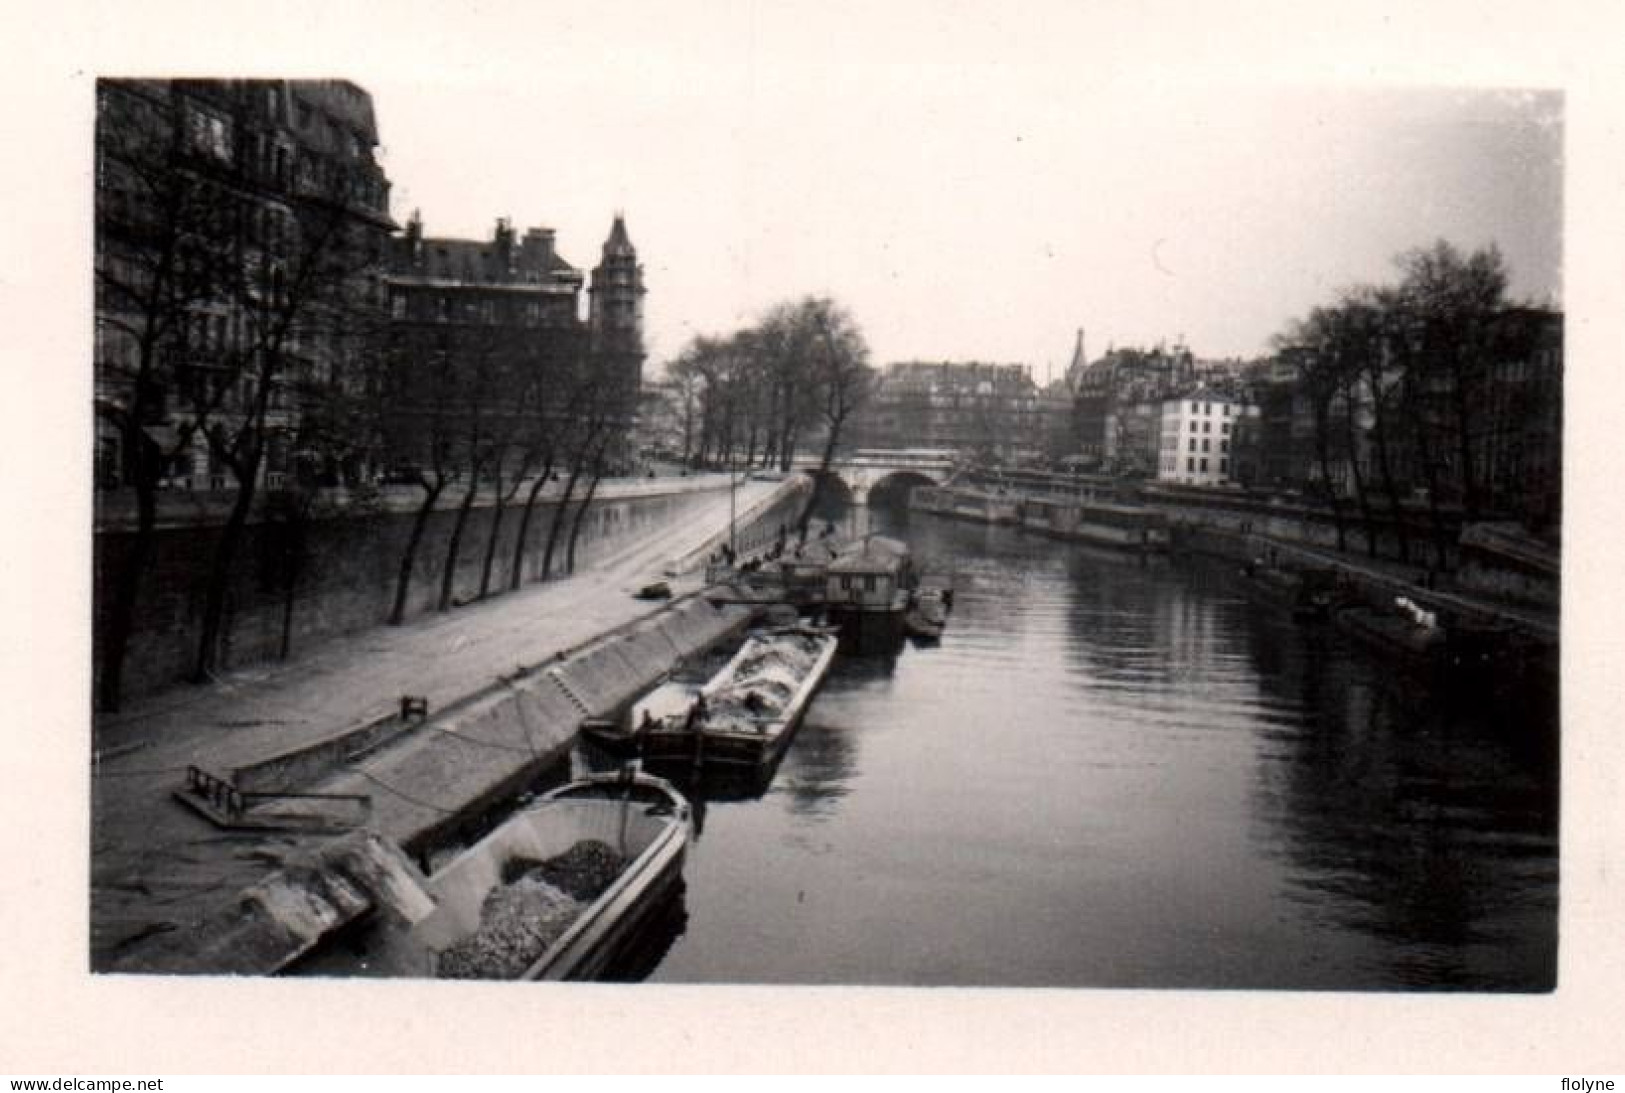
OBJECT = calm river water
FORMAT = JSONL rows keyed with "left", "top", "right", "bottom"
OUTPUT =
{"left": 589, "top": 503, "right": 1558, "bottom": 991}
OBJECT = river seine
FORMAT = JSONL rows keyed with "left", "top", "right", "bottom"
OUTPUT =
{"left": 594, "top": 503, "right": 1558, "bottom": 990}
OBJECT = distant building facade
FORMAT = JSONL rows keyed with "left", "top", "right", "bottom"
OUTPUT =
{"left": 845, "top": 361, "right": 1048, "bottom": 464}
{"left": 94, "top": 78, "right": 395, "bottom": 492}
{"left": 381, "top": 213, "right": 645, "bottom": 477}
{"left": 1157, "top": 388, "right": 1249, "bottom": 485}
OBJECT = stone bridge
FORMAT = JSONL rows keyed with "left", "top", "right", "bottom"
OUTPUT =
{"left": 789, "top": 449, "right": 959, "bottom": 505}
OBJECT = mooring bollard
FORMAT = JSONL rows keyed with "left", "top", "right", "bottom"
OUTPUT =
{"left": 400, "top": 695, "right": 429, "bottom": 721}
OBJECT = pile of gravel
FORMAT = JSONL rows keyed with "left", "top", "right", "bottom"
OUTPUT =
{"left": 526, "top": 840, "right": 625, "bottom": 902}
{"left": 436, "top": 840, "right": 626, "bottom": 979}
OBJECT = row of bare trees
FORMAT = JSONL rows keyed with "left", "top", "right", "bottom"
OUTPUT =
{"left": 94, "top": 81, "right": 634, "bottom": 712}
{"left": 1272, "top": 240, "right": 1559, "bottom": 565}
{"left": 95, "top": 81, "right": 392, "bottom": 710}
{"left": 662, "top": 296, "right": 875, "bottom": 538}
{"left": 380, "top": 319, "right": 632, "bottom": 626}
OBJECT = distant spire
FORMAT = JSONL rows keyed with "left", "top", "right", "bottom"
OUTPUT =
{"left": 605, "top": 211, "right": 633, "bottom": 254}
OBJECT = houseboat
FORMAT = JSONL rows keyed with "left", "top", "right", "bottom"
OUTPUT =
{"left": 911, "top": 485, "right": 1020, "bottom": 525}
{"left": 823, "top": 535, "right": 914, "bottom": 645}
{"left": 1017, "top": 494, "right": 1171, "bottom": 553}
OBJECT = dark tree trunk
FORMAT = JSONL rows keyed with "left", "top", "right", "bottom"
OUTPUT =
{"left": 509, "top": 454, "right": 556, "bottom": 591}
{"left": 438, "top": 478, "right": 479, "bottom": 612}
{"left": 276, "top": 494, "right": 313, "bottom": 661}
{"left": 192, "top": 466, "right": 258, "bottom": 683}
{"left": 1341, "top": 400, "right": 1376, "bottom": 558}
{"left": 390, "top": 478, "right": 444, "bottom": 625}
{"left": 1420, "top": 450, "right": 1452, "bottom": 571}
{"left": 541, "top": 453, "right": 586, "bottom": 582}
{"left": 797, "top": 424, "right": 842, "bottom": 542}
{"left": 97, "top": 437, "right": 159, "bottom": 712}
{"left": 477, "top": 456, "right": 508, "bottom": 600}
{"left": 1370, "top": 400, "right": 1410, "bottom": 565}
{"left": 780, "top": 422, "right": 799, "bottom": 473}
{"left": 1452, "top": 369, "right": 1480, "bottom": 520}
{"left": 1312, "top": 407, "right": 1346, "bottom": 553}
{"left": 565, "top": 460, "right": 605, "bottom": 574}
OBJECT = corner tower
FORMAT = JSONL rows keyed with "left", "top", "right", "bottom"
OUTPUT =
{"left": 588, "top": 213, "right": 646, "bottom": 390}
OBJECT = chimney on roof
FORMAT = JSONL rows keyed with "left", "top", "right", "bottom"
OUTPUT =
{"left": 494, "top": 218, "right": 515, "bottom": 271}
{"left": 521, "top": 227, "right": 555, "bottom": 271}
{"left": 405, "top": 209, "right": 423, "bottom": 264}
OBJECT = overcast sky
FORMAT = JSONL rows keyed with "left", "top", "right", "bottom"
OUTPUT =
{"left": 359, "top": 11, "right": 1560, "bottom": 379}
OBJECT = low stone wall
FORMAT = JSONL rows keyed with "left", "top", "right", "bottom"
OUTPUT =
{"left": 1143, "top": 486, "right": 1462, "bottom": 569}
{"left": 664, "top": 476, "right": 812, "bottom": 574}
{"left": 95, "top": 478, "right": 740, "bottom": 701}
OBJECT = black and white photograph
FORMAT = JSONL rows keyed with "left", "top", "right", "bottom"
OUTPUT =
{"left": 6, "top": 0, "right": 1623, "bottom": 1076}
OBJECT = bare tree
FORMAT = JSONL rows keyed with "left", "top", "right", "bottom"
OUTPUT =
{"left": 793, "top": 298, "right": 875, "bottom": 540}
{"left": 1391, "top": 240, "right": 1511, "bottom": 522}
{"left": 381, "top": 330, "right": 459, "bottom": 625}
{"left": 93, "top": 81, "right": 247, "bottom": 709}
{"left": 509, "top": 332, "right": 592, "bottom": 588}
{"left": 191, "top": 155, "right": 387, "bottom": 682}
{"left": 433, "top": 324, "right": 513, "bottom": 612}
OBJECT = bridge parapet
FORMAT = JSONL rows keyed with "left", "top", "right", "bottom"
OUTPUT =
{"left": 789, "top": 450, "right": 957, "bottom": 504}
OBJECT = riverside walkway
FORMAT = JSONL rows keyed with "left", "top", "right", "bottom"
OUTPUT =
{"left": 90, "top": 477, "right": 789, "bottom": 970}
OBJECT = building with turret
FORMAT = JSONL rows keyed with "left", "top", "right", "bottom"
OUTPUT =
{"left": 381, "top": 213, "right": 645, "bottom": 478}
{"left": 587, "top": 215, "right": 648, "bottom": 466}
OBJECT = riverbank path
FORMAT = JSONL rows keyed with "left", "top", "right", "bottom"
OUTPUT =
{"left": 89, "top": 477, "right": 786, "bottom": 966}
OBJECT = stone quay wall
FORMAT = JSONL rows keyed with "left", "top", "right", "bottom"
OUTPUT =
{"left": 1142, "top": 484, "right": 1464, "bottom": 569}
{"left": 94, "top": 476, "right": 752, "bottom": 701}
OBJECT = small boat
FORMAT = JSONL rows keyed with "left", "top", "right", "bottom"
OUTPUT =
{"left": 385, "top": 770, "right": 692, "bottom": 981}
{"left": 918, "top": 573, "right": 955, "bottom": 610}
{"left": 1238, "top": 562, "right": 1341, "bottom": 620}
{"left": 1331, "top": 595, "right": 1515, "bottom": 685}
{"left": 595, "top": 625, "right": 839, "bottom": 769}
{"left": 904, "top": 587, "right": 949, "bottom": 641}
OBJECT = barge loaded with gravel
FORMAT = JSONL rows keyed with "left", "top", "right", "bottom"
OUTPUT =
{"left": 588, "top": 625, "right": 840, "bottom": 770}
{"left": 330, "top": 770, "right": 692, "bottom": 981}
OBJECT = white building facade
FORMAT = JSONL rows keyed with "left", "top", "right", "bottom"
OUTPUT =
{"left": 1157, "top": 389, "right": 1244, "bottom": 486}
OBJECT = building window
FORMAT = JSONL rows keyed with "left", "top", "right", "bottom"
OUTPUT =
{"left": 1189, "top": 438, "right": 1197, "bottom": 452}
{"left": 1220, "top": 440, "right": 1229, "bottom": 453}
{"left": 1200, "top": 458, "right": 1209, "bottom": 472}
{"left": 1223, "top": 404, "right": 1232, "bottom": 416}
{"left": 1220, "top": 458, "right": 1229, "bottom": 474}
{"left": 1187, "top": 457, "right": 1195, "bottom": 473}
{"left": 186, "top": 106, "right": 232, "bottom": 161}
{"left": 1203, "top": 420, "right": 1211, "bottom": 433}
{"left": 1201, "top": 439, "right": 1210, "bottom": 453}
{"left": 391, "top": 293, "right": 406, "bottom": 320}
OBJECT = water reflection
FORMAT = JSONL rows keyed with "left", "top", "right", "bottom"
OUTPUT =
{"left": 1219, "top": 566, "right": 1559, "bottom": 989}
{"left": 771, "top": 716, "right": 858, "bottom": 819}
{"left": 635, "top": 502, "right": 1556, "bottom": 989}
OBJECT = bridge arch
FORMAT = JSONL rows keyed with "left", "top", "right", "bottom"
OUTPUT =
{"left": 798, "top": 468, "right": 855, "bottom": 524}
{"left": 791, "top": 450, "right": 957, "bottom": 505}
{"left": 866, "top": 470, "right": 938, "bottom": 509}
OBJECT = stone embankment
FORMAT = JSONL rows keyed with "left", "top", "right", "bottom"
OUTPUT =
{"left": 95, "top": 473, "right": 785, "bottom": 702}
{"left": 99, "top": 477, "right": 809, "bottom": 975}
{"left": 112, "top": 590, "right": 756, "bottom": 975}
